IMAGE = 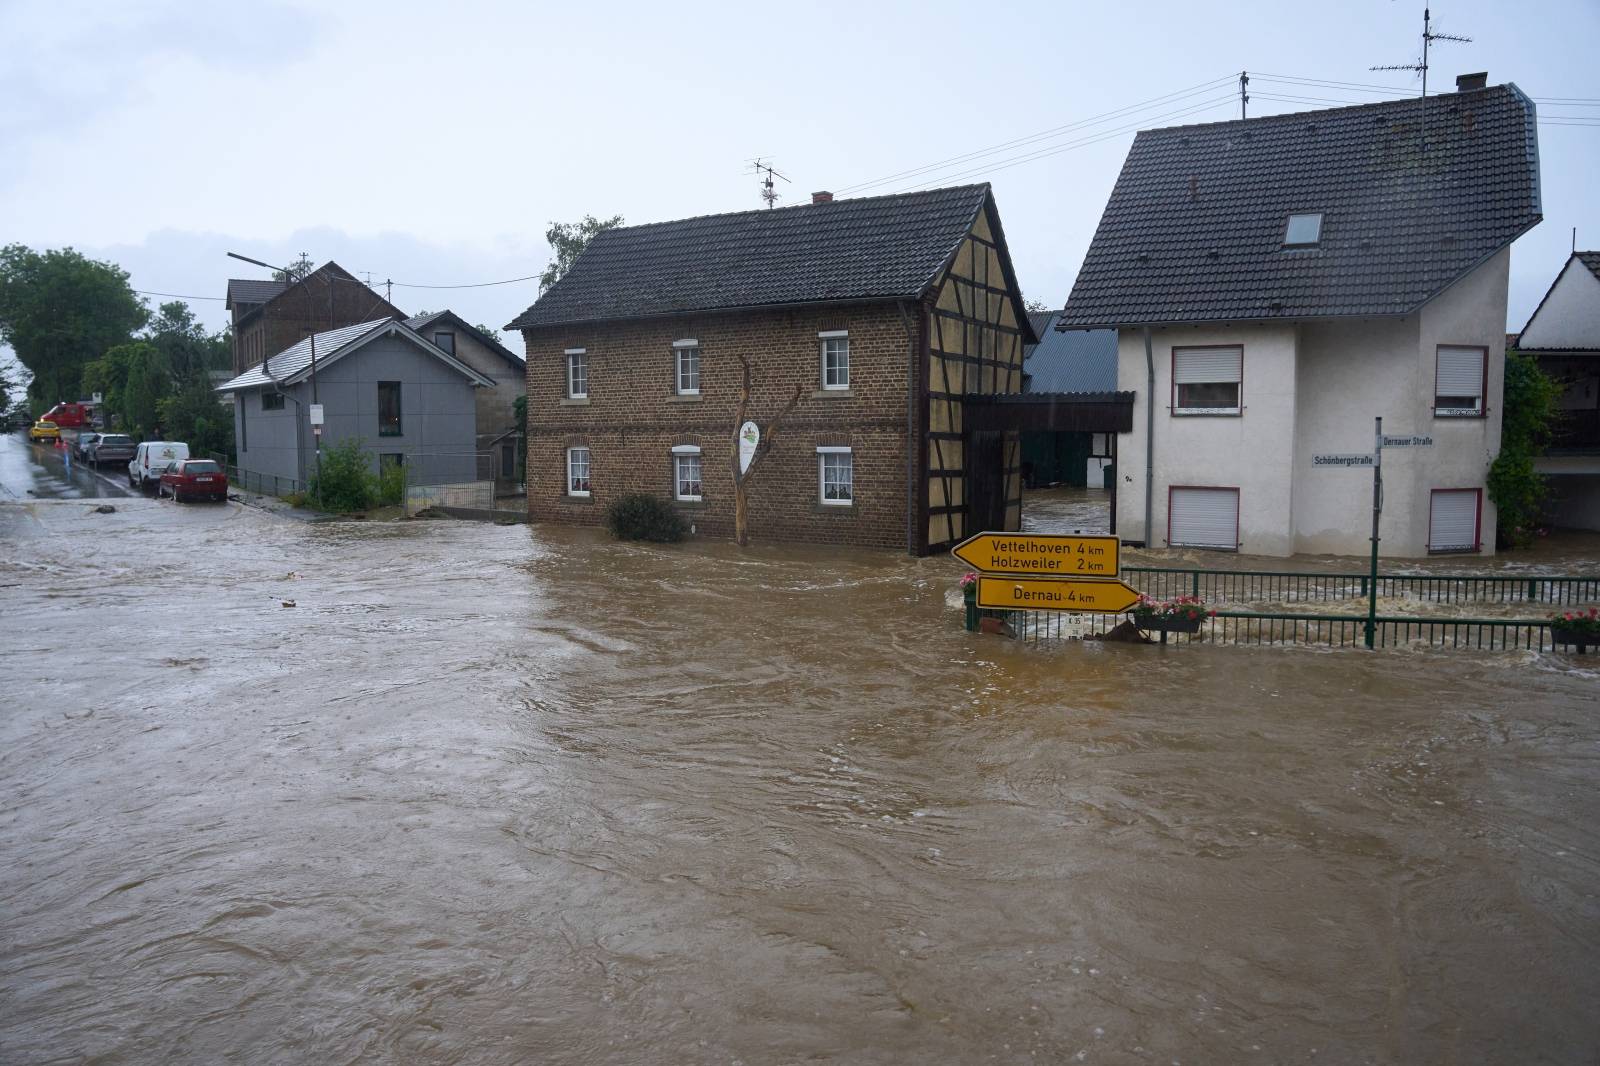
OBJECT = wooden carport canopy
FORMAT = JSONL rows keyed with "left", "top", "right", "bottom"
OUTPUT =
{"left": 963, "top": 391, "right": 1134, "bottom": 433}
{"left": 964, "top": 390, "right": 1135, "bottom": 534}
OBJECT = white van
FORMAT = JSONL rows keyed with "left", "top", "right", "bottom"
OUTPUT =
{"left": 128, "top": 441, "right": 189, "bottom": 491}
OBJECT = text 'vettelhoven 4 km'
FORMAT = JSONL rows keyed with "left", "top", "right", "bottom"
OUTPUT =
{"left": 950, "top": 533, "right": 1120, "bottom": 578}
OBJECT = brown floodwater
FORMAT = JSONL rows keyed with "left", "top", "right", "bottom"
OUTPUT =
{"left": 2, "top": 497, "right": 1598, "bottom": 1064}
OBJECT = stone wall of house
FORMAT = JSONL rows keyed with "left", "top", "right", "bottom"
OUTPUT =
{"left": 233, "top": 270, "right": 404, "bottom": 375}
{"left": 520, "top": 303, "right": 917, "bottom": 550}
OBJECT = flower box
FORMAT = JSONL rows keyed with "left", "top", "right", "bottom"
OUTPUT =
{"left": 1548, "top": 609, "right": 1598, "bottom": 653}
{"left": 1143, "top": 615, "right": 1204, "bottom": 634}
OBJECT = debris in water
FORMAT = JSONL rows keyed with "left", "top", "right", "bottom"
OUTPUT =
{"left": 1089, "top": 620, "right": 1152, "bottom": 643}
{"left": 281, "top": 600, "right": 297, "bottom": 608}
{"left": 91, "top": 504, "right": 116, "bottom": 514}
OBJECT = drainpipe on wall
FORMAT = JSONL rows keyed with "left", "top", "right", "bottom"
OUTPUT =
{"left": 1143, "top": 326, "right": 1156, "bottom": 548}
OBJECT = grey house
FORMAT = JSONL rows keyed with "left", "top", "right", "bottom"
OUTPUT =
{"left": 403, "top": 310, "right": 526, "bottom": 487}
{"left": 217, "top": 318, "right": 496, "bottom": 493}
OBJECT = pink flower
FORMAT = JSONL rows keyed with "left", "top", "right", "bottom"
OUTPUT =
{"left": 959, "top": 572, "right": 978, "bottom": 589}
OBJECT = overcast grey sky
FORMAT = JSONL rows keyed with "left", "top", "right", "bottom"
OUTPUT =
{"left": 2, "top": 0, "right": 1596, "bottom": 368}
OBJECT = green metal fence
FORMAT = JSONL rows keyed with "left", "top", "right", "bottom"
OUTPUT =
{"left": 1009, "top": 609, "right": 1590, "bottom": 653}
{"left": 1124, "top": 566, "right": 1600, "bottom": 608}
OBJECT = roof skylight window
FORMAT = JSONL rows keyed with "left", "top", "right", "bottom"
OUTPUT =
{"left": 1284, "top": 213, "right": 1323, "bottom": 248}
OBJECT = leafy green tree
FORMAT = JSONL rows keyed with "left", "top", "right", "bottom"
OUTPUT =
{"left": 159, "top": 382, "right": 235, "bottom": 459}
{"left": 122, "top": 344, "right": 170, "bottom": 438}
{"left": 1488, "top": 349, "right": 1562, "bottom": 548}
{"left": 148, "top": 300, "right": 230, "bottom": 386}
{"left": 0, "top": 245, "right": 148, "bottom": 411}
{"left": 475, "top": 322, "right": 503, "bottom": 344}
{"left": 539, "top": 215, "right": 624, "bottom": 292}
{"left": 81, "top": 342, "right": 141, "bottom": 427}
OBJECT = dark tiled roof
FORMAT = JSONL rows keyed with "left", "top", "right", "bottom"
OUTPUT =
{"left": 1061, "top": 85, "right": 1542, "bottom": 328}
{"left": 508, "top": 185, "right": 1006, "bottom": 330}
{"left": 226, "top": 278, "right": 288, "bottom": 309}
{"left": 406, "top": 310, "right": 525, "bottom": 367}
{"left": 1578, "top": 251, "right": 1600, "bottom": 282}
{"left": 1022, "top": 312, "right": 1118, "bottom": 393}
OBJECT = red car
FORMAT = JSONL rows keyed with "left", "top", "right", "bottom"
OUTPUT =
{"left": 158, "top": 459, "right": 229, "bottom": 502}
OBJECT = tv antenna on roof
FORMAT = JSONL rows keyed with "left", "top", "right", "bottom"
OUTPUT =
{"left": 1371, "top": 7, "right": 1471, "bottom": 149}
{"left": 748, "top": 158, "right": 791, "bottom": 209}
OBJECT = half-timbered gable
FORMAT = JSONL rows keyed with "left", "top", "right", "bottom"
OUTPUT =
{"left": 508, "top": 185, "right": 1038, "bottom": 554}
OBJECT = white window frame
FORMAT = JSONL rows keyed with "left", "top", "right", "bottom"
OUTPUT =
{"left": 817, "top": 445, "right": 853, "bottom": 506}
{"left": 673, "top": 339, "right": 700, "bottom": 395}
{"left": 1428, "top": 488, "right": 1482, "bottom": 554}
{"left": 671, "top": 444, "right": 703, "bottom": 501}
{"left": 1434, "top": 345, "right": 1487, "bottom": 417}
{"left": 1172, "top": 345, "right": 1243, "bottom": 415}
{"left": 566, "top": 348, "right": 588, "bottom": 399}
{"left": 566, "top": 446, "right": 591, "bottom": 497}
{"left": 819, "top": 330, "right": 850, "bottom": 391}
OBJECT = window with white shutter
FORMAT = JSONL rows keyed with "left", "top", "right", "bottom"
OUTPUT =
{"left": 1428, "top": 489, "right": 1481, "bottom": 553}
{"left": 1434, "top": 346, "right": 1486, "bottom": 416}
{"left": 1168, "top": 486, "right": 1239, "bottom": 550}
{"left": 1172, "top": 346, "right": 1243, "bottom": 414}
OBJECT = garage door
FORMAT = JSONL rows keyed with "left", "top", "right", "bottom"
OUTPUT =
{"left": 1169, "top": 486, "right": 1239, "bottom": 549}
{"left": 1429, "top": 489, "right": 1481, "bottom": 553}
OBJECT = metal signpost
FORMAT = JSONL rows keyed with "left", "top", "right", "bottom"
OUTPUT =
{"left": 1316, "top": 418, "right": 1433, "bottom": 648}
{"left": 953, "top": 532, "right": 1130, "bottom": 628}
{"left": 973, "top": 576, "right": 1140, "bottom": 613}
{"left": 952, "top": 533, "right": 1120, "bottom": 578}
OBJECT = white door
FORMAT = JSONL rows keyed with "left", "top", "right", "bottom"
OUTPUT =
{"left": 1169, "top": 487, "right": 1239, "bottom": 549}
{"left": 1429, "top": 489, "right": 1480, "bottom": 552}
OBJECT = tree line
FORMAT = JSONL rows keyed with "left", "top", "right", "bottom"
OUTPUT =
{"left": 0, "top": 244, "right": 234, "bottom": 455}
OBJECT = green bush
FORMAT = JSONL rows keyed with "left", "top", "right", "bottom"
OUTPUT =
{"left": 307, "top": 438, "right": 376, "bottom": 513}
{"left": 1488, "top": 350, "right": 1561, "bottom": 548}
{"left": 604, "top": 492, "right": 687, "bottom": 543}
{"left": 376, "top": 460, "right": 406, "bottom": 507}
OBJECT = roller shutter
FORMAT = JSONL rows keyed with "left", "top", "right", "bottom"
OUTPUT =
{"left": 1169, "top": 487, "right": 1239, "bottom": 550}
{"left": 1429, "top": 490, "right": 1480, "bottom": 553}
{"left": 1435, "top": 347, "right": 1485, "bottom": 400}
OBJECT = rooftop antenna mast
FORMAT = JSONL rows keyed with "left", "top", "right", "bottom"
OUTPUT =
{"left": 748, "top": 157, "right": 791, "bottom": 209}
{"left": 1371, "top": 7, "right": 1471, "bottom": 151}
{"left": 1239, "top": 71, "right": 1249, "bottom": 119}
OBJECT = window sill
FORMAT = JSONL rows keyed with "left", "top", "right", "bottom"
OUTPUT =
{"left": 562, "top": 494, "right": 594, "bottom": 504}
{"left": 815, "top": 502, "right": 855, "bottom": 513}
{"left": 1432, "top": 409, "right": 1486, "bottom": 419}
{"left": 1171, "top": 408, "right": 1241, "bottom": 417}
{"left": 668, "top": 393, "right": 703, "bottom": 403}
{"left": 377, "top": 431, "right": 403, "bottom": 437}
{"left": 560, "top": 397, "right": 591, "bottom": 407}
{"left": 813, "top": 389, "right": 854, "bottom": 399}
{"left": 673, "top": 498, "right": 708, "bottom": 508}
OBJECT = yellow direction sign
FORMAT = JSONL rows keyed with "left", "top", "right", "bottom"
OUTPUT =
{"left": 952, "top": 532, "right": 1120, "bottom": 578}
{"left": 974, "top": 576, "right": 1141, "bottom": 613}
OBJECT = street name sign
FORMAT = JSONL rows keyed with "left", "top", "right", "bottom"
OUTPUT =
{"left": 951, "top": 532, "right": 1119, "bottom": 578}
{"left": 974, "top": 576, "right": 1141, "bottom": 613}
{"left": 1312, "top": 453, "right": 1375, "bottom": 468}
{"left": 1381, "top": 434, "right": 1433, "bottom": 448}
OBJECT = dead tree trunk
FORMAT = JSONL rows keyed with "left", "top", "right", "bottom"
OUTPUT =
{"left": 730, "top": 353, "right": 802, "bottom": 547}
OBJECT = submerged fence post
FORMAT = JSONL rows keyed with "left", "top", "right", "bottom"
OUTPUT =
{"left": 963, "top": 583, "right": 978, "bottom": 632}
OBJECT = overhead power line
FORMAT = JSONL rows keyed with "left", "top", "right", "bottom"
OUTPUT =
{"left": 135, "top": 289, "right": 225, "bottom": 301}
{"left": 836, "top": 73, "right": 1238, "bottom": 196}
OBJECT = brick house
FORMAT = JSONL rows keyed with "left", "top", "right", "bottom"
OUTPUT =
{"left": 225, "top": 261, "right": 405, "bottom": 376}
{"left": 506, "top": 185, "right": 1039, "bottom": 553}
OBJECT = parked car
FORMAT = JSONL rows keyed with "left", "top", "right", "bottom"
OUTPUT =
{"left": 72, "top": 431, "right": 101, "bottom": 459}
{"left": 128, "top": 441, "right": 189, "bottom": 491}
{"left": 159, "top": 458, "right": 229, "bottom": 502}
{"left": 28, "top": 420, "right": 60, "bottom": 442}
{"left": 87, "top": 433, "right": 136, "bottom": 468}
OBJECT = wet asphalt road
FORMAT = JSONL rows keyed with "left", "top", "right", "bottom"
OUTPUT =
{"left": 0, "top": 430, "right": 138, "bottom": 502}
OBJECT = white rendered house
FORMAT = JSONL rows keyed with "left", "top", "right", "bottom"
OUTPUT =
{"left": 1060, "top": 79, "right": 1541, "bottom": 558}
{"left": 1516, "top": 251, "right": 1600, "bottom": 531}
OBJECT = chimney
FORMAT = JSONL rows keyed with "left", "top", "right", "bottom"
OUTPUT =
{"left": 1456, "top": 72, "right": 1487, "bottom": 91}
{"left": 812, "top": 190, "right": 834, "bottom": 204}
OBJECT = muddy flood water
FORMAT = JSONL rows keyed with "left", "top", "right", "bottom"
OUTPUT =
{"left": 2, "top": 496, "right": 1598, "bottom": 1064}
